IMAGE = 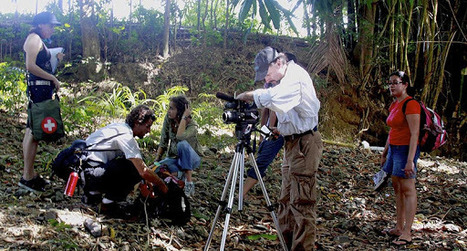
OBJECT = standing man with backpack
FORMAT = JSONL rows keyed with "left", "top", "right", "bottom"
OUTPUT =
{"left": 381, "top": 71, "right": 420, "bottom": 246}
{"left": 81, "top": 105, "right": 168, "bottom": 218}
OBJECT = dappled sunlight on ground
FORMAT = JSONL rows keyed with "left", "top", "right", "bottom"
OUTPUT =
{"left": 418, "top": 158, "right": 465, "bottom": 175}
{"left": 56, "top": 209, "right": 91, "bottom": 226}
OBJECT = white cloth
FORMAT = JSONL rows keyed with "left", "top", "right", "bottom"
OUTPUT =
{"left": 85, "top": 123, "right": 142, "bottom": 165}
{"left": 253, "top": 61, "right": 320, "bottom": 136}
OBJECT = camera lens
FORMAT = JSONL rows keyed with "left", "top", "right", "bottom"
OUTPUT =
{"left": 222, "top": 111, "right": 239, "bottom": 124}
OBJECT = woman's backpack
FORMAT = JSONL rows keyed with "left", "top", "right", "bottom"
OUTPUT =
{"left": 138, "top": 164, "right": 190, "bottom": 225}
{"left": 139, "top": 178, "right": 191, "bottom": 225}
{"left": 402, "top": 99, "right": 447, "bottom": 152}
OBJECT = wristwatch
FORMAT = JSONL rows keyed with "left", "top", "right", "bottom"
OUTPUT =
{"left": 182, "top": 115, "right": 188, "bottom": 120}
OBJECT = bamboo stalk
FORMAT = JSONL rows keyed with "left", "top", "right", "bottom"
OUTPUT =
{"left": 403, "top": 0, "right": 415, "bottom": 79}
{"left": 413, "top": 0, "right": 428, "bottom": 86}
{"left": 433, "top": 32, "right": 455, "bottom": 110}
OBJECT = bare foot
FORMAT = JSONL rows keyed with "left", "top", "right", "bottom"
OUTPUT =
{"left": 382, "top": 228, "right": 402, "bottom": 237}
{"left": 392, "top": 236, "right": 412, "bottom": 246}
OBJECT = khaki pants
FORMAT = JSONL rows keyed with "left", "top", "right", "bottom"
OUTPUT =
{"left": 278, "top": 131, "right": 323, "bottom": 251}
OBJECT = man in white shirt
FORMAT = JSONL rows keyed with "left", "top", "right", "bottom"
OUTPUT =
{"left": 236, "top": 49, "right": 323, "bottom": 250}
{"left": 82, "top": 105, "right": 168, "bottom": 217}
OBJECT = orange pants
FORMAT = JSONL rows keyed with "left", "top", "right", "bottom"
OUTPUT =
{"left": 278, "top": 131, "right": 323, "bottom": 251}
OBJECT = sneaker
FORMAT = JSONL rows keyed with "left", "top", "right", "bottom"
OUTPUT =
{"left": 18, "top": 175, "right": 49, "bottom": 193}
{"left": 373, "top": 170, "right": 389, "bottom": 191}
{"left": 184, "top": 182, "right": 195, "bottom": 197}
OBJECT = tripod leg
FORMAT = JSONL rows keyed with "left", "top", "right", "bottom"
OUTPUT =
{"left": 220, "top": 150, "right": 242, "bottom": 250}
{"left": 248, "top": 152, "right": 288, "bottom": 251}
{"left": 205, "top": 152, "right": 241, "bottom": 251}
{"left": 238, "top": 148, "right": 245, "bottom": 211}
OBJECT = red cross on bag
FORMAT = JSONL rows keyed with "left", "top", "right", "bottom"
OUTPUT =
{"left": 41, "top": 117, "right": 58, "bottom": 134}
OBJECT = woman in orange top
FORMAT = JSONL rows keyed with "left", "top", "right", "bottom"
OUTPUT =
{"left": 381, "top": 71, "right": 421, "bottom": 246}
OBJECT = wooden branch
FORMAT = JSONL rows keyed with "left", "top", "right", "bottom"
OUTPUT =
{"left": 323, "top": 139, "right": 357, "bottom": 148}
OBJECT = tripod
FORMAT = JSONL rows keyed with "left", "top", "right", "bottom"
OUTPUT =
{"left": 204, "top": 124, "right": 288, "bottom": 251}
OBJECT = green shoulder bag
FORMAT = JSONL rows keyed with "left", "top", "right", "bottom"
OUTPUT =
{"left": 28, "top": 93, "right": 65, "bottom": 142}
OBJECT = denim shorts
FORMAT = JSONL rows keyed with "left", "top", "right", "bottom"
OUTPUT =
{"left": 383, "top": 145, "right": 420, "bottom": 179}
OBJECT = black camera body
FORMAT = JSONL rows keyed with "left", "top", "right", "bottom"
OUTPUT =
{"left": 222, "top": 100, "right": 259, "bottom": 125}
{"left": 216, "top": 92, "right": 259, "bottom": 125}
{"left": 216, "top": 92, "right": 260, "bottom": 140}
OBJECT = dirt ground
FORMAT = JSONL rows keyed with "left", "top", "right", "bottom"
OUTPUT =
{"left": 0, "top": 109, "right": 466, "bottom": 250}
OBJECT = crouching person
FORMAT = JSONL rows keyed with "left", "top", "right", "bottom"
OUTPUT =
{"left": 154, "top": 95, "right": 202, "bottom": 198}
{"left": 81, "top": 105, "right": 168, "bottom": 218}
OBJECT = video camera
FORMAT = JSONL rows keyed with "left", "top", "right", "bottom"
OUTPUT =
{"left": 216, "top": 92, "right": 259, "bottom": 125}
{"left": 216, "top": 92, "right": 260, "bottom": 141}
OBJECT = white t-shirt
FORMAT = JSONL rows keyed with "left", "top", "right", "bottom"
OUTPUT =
{"left": 253, "top": 61, "right": 320, "bottom": 136}
{"left": 85, "top": 123, "right": 142, "bottom": 165}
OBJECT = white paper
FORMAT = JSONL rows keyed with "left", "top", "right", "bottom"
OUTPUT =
{"left": 260, "top": 125, "right": 271, "bottom": 135}
{"left": 49, "top": 47, "right": 64, "bottom": 73}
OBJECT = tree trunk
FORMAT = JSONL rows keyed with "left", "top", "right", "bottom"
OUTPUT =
{"left": 413, "top": 0, "right": 428, "bottom": 86}
{"left": 223, "top": 0, "right": 230, "bottom": 49}
{"left": 78, "top": 0, "right": 103, "bottom": 81}
{"left": 202, "top": 0, "right": 209, "bottom": 29}
{"left": 421, "top": 0, "right": 438, "bottom": 104}
{"left": 162, "top": 0, "right": 171, "bottom": 58}
{"left": 78, "top": 0, "right": 100, "bottom": 61}
{"left": 213, "top": 0, "right": 219, "bottom": 29}
{"left": 57, "top": 0, "right": 63, "bottom": 12}
{"left": 303, "top": 1, "right": 310, "bottom": 37}
{"left": 66, "top": 0, "right": 73, "bottom": 59}
{"left": 357, "top": 0, "right": 377, "bottom": 87}
{"left": 202, "top": 0, "right": 209, "bottom": 47}
{"left": 197, "top": 0, "right": 201, "bottom": 32}
{"left": 346, "top": 0, "right": 356, "bottom": 52}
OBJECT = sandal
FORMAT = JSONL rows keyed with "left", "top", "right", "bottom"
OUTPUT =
{"left": 392, "top": 237, "right": 412, "bottom": 246}
{"left": 382, "top": 228, "right": 401, "bottom": 237}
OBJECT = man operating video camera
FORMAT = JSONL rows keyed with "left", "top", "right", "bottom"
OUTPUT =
{"left": 236, "top": 48, "right": 323, "bottom": 251}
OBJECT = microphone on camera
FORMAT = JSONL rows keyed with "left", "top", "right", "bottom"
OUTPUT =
{"left": 216, "top": 92, "right": 236, "bottom": 102}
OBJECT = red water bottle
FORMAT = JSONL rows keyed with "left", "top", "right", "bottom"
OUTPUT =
{"left": 64, "top": 172, "right": 79, "bottom": 197}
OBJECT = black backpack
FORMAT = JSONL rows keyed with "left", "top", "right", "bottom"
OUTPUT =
{"left": 51, "top": 133, "right": 124, "bottom": 181}
{"left": 139, "top": 181, "right": 191, "bottom": 225}
{"left": 51, "top": 139, "right": 88, "bottom": 180}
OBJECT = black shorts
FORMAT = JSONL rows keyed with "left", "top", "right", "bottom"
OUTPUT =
{"left": 83, "top": 158, "right": 142, "bottom": 202}
{"left": 27, "top": 80, "right": 54, "bottom": 103}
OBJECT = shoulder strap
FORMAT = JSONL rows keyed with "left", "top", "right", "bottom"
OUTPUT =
{"left": 402, "top": 98, "right": 417, "bottom": 115}
{"left": 85, "top": 132, "right": 126, "bottom": 151}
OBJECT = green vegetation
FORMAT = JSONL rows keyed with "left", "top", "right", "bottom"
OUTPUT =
{"left": 0, "top": 1, "right": 465, "bottom": 160}
{"left": 0, "top": 63, "right": 27, "bottom": 114}
{"left": 0, "top": 63, "right": 234, "bottom": 156}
